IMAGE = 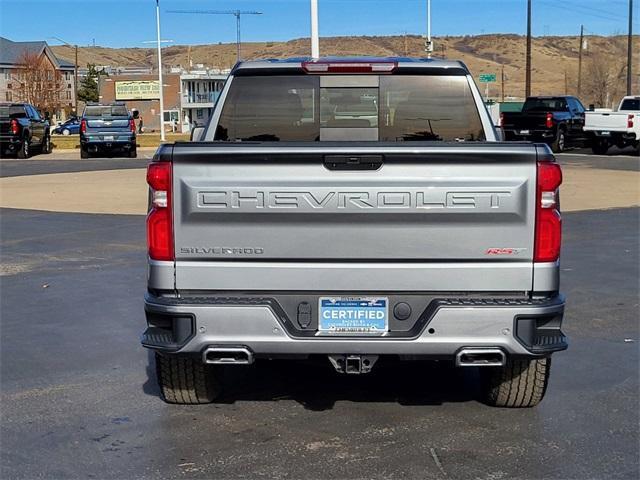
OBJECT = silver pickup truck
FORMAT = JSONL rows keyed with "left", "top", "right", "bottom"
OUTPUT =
{"left": 142, "top": 57, "right": 567, "bottom": 408}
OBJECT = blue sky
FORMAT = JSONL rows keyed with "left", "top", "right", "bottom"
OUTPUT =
{"left": 0, "top": 0, "right": 637, "bottom": 48}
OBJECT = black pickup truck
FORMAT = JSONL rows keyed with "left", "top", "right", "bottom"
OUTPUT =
{"left": 501, "top": 96, "right": 587, "bottom": 152}
{"left": 0, "top": 103, "right": 51, "bottom": 158}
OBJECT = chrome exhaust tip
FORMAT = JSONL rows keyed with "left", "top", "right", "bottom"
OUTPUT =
{"left": 203, "top": 346, "right": 254, "bottom": 365}
{"left": 455, "top": 348, "right": 506, "bottom": 367}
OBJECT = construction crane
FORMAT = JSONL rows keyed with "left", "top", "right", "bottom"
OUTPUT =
{"left": 167, "top": 10, "right": 263, "bottom": 64}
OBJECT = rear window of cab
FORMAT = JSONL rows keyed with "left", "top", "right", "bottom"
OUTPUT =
{"left": 214, "top": 75, "right": 485, "bottom": 142}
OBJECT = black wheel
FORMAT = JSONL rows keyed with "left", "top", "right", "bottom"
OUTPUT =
{"left": 591, "top": 138, "right": 610, "bottom": 155}
{"left": 17, "top": 137, "right": 30, "bottom": 159}
{"left": 481, "top": 357, "right": 551, "bottom": 408}
{"left": 80, "top": 147, "right": 89, "bottom": 159}
{"left": 155, "top": 353, "right": 221, "bottom": 404}
{"left": 551, "top": 130, "right": 565, "bottom": 153}
{"left": 128, "top": 148, "right": 137, "bottom": 158}
{"left": 41, "top": 134, "right": 52, "bottom": 154}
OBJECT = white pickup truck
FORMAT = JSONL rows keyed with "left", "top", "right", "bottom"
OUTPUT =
{"left": 584, "top": 96, "right": 640, "bottom": 154}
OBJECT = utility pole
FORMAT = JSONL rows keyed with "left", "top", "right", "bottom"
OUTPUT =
{"left": 627, "top": 0, "right": 634, "bottom": 95}
{"left": 525, "top": 0, "right": 532, "bottom": 98}
{"left": 168, "top": 10, "right": 263, "bottom": 64}
{"left": 311, "top": 0, "right": 319, "bottom": 58}
{"left": 155, "top": 0, "right": 165, "bottom": 141}
{"left": 425, "top": 0, "right": 433, "bottom": 58}
{"left": 577, "top": 25, "right": 584, "bottom": 97}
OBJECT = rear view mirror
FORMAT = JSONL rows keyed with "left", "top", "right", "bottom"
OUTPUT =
{"left": 190, "top": 125, "right": 206, "bottom": 142}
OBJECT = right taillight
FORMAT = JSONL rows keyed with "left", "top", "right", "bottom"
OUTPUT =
{"left": 80, "top": 119, "right": 87, "bottom": 134}
{"left": 628, "top": 114, "right": 634, "bottom": 129}
{"left": 535, "top": 159, "right": 562, "bottom": 262}
{"left": 9, "top": 119, "right": 19, "bottom": 135}
{"left": 146, "top": 161, "right": 173, "bottom": 261}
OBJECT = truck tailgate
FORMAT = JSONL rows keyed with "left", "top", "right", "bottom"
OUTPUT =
{"left": 584, "top": 112, "right": 629, "bottom": 131}
{"left": 171, "top": 143, "right": 538, "bottom": 292}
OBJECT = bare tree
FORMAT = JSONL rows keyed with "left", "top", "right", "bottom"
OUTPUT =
{"left": 581, "top": 50, "right": 627, "bottom": 108}
{"left": 12, "top": 50, "right": 65, "bottom": 115}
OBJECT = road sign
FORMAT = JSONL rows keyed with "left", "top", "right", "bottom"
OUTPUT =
{"left": 479, "top": 73, "right": 497, "bottom": 83}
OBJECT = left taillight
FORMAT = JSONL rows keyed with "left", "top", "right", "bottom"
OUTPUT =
{"left": 545, "top": 112, "right": 554, "bottom": 129}
{"left": 9, "top": 119, "right": 19, "bottom": 135}
{"left": 146, "top": 161, "right": 173, "bottom": 261}
{"left": 534, "top": 158, "right": 562, "bottom": 263}
{"left": 129, "top": 118, "right": 136, "bottom": 133}
{"left": 80, "top": 119, "right": 87, "bottom": 134}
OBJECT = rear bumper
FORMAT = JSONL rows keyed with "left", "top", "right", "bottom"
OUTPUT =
{"left": 80, "top": 135, "right": 136, "bottom": 151}
{"left": 142, "top": 293, "right": 567, "bottom": 359}
{"left": 504, "top": 129, "right": 555, "bottom": 142}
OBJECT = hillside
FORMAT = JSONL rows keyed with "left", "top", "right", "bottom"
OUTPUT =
{"left": 51, "top": 34, "right": 639, "bottom": 103}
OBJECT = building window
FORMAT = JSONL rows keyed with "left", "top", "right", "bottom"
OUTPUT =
{"left": 65, "top": 71, "right": 70, "bottom": 80}
{"left": 68, "top": 84, "right": 72, "bottom": 89}
{"left": 5, "top": 92, "right": 12, "bottom": 101}
{"left": 7, "top": 83, "right": 11, "bottom": 89}
{"left": 196, "top": 109, "right": 203, "bottom": 119}
{"left": 66, "top": 91, "right": 71, "bottom": 100}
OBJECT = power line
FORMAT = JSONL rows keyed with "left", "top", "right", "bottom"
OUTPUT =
{"left": 167, "top": 10, "right": 263, "bottom": 63}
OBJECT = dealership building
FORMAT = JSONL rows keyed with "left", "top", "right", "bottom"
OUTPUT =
{"left": 98, "top": 69, "right": 227, "bottom": 133}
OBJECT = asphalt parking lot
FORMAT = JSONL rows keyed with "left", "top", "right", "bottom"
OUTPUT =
{"left": 1, "top": 151, "right": 638, "bottom": 479}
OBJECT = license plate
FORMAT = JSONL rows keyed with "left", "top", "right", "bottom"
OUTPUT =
{"left": 318, "top": 297, "right": 388, "bottom": 334}
{"left": 519, "top": 129, "right": 530, "bottom": 135}
{"left": 600, "top": 131, "right": 611, "bottom": 136}
{"left": 104, "top": 135, "right": 114, "bottom": 141}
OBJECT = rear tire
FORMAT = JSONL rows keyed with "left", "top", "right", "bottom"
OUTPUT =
{"left": 481, "top": 357, "right": 551, "bottom": 408}
{"left": 128, "top": 147, "right": 137, "bottom": 158}
{"left": 17, "top": 137, "right": 30, "bottom": 159}
{"left": 80, "top": 147, "right": 89, "bottom": 159}
{"left": 551, "top": 130, "right": 565, "bottom": 153}
{"left": 591, "top": 138, "right": 610, "bottom": 155}
{"left": 155, "top": 353, "right": 221, "bottom": 404}
{"left": 41, "top": 134, "right": 52, "bottom": 154}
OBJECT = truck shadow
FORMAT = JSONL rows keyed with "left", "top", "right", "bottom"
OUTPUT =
{"left": 218, "top": 358, "right": 481, "bottom": 411}
{"left": 143, "top": 354, "right": 482, "bottom": 411}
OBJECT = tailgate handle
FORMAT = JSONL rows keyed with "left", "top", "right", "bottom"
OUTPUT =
{"left": 324, "top": 155, "right": 383, "bottom": 171}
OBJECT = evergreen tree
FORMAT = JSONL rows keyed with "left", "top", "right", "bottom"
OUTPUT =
{"left": 78, "top": 64, "right": 107, "bottom": 103}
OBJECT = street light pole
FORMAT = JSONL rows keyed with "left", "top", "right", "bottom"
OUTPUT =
{"left": 155, "top": 0, "right": 165, "bottom": 141}
{"left": 310, "top": 0, "right": 319, "bottom": 58}
{"left": 425, "top": 0, "right": 433, "bottom": 58}
{"left": 627, "top": 0, "right": 634, "bottom": 95}
{"left": 525, "top": 0, "right": 532, "bottom": 98}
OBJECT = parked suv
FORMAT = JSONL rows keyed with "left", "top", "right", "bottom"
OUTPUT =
{"left": 142, "top": 58, "right": 567, "bottom": 408}
{"left": 0, "top": 103, "right": 51, "bottom": 158}
{"left": 80, "top": 103, "right": 137, "bottom": 158}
